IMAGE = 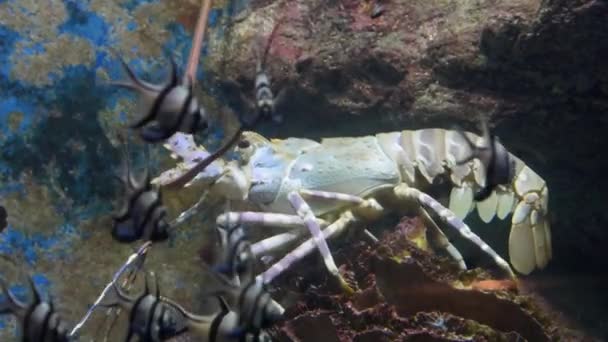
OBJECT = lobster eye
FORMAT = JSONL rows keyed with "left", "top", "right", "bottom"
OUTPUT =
{"left": 238, "top": 139, "right": 250, "bottom": 149}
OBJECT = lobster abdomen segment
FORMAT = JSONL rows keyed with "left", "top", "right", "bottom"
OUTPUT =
{"left": 376, "top": 128, "right": 550, "bottom": 275}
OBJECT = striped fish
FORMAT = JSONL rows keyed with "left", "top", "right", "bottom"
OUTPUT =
{"left": 113, "top": 58, "right": 209, "bottom": 143}
{"left": 112, "top": 160, "right": 170, "bottom": 243}
{"left": 456, "top": 120, "right": 516, "bottom": 201}
{"left": 232, "top": 279, "right": 282, "bottom": 341}
{"left": 214, "top": 222, "right": 254, "bottom": 286}
{"left": 101, "top": 277, "right": 186, "bottom": 342}
{"left": 0, "top": 277, "right": 73, "bottom": 342}
{"left": 245, "top": 19, "right": 287, "bottom": 128}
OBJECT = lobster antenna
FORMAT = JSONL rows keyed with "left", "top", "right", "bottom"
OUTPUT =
{"left": 69, "top": 241, "right": 152, "bottom": 337}
{"left": 185, "top": 0, "right": 214, "bottom": 84}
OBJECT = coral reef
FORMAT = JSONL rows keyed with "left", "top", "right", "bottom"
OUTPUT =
{"left": 270, "top": 218, "right": 588, "bottom": 341}
{"left": 0, "top": 0, "right": 216, "bottom": 339}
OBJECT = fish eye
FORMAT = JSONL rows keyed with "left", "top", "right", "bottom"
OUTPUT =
{"left": 238, "top": 139, "right": 251, "bottom": 149}
{"left": 236, "top": 136, "right": 256, "bottom": 164}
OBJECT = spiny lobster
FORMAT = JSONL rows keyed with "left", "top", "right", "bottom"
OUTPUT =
{"left": 153, "top": 128, "right": 550, "bottom": 291}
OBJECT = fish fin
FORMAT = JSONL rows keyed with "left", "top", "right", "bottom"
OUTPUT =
{"left": 108, "top": 81, "right": 139, "bottom": 91}
{"left": 27, "top": 277, "right": 42, "bottom": 305}
{"left": 139, "top": 125, "right": 174, "bottom": 143}
{"left": 216, "top": 296, "right": 230, "bottom": 313}
{"left": 116, "top": 56, "right": 158, "bottom": 93}
{"left": 168, "top": 57, "right": 179, "bottom": 87}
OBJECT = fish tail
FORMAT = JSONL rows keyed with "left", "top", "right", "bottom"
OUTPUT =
{"left": 115, "top": 56, "right": 151, "bottom": 92}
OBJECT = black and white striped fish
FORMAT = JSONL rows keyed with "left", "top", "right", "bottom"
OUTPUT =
{"left": 112, "top": 160, "right": 170, "bottom": 243}
{"left": 214, "top": 222, "right": 255, "bottom": 286}
{"left": 163, "top": 291, "right": 276, "bottom": 342}
{"left": 244, "top": 20, "right": 287, "bottom": 128}
{"left": 253, "top": 68, "right": 276, "bottom": 123}
{"left": 163, "top": 295, "right": 238, "bottom": 342}
{"left": 0, "top": 277, "right": 73, "bottom": 342}
{"left": 232, "top": 279, "right": 282, "bottom": 341}
{"left": 113, "top": 58, "right": 209, "bottom": 143}
{"left": 168, "top": 245, "right": 282, "bottom": 341}
{"left": 457, "top": 121, "right": 516, "bottom": 201}
{"left": 102, "top": 277, "right": 185, "bottom": 342}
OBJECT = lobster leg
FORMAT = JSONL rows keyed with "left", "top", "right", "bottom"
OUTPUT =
{"left": 217, "top": 212, "right": 328, "bottom": 256}
{"left": 417, "top": 206, "right": 467, "bottom": 270}
{"left": 216, "top": 212, "right": 332, "bottom": 270}
{"left": 251, "top": 232, "right": 301, "bottom": 256}
{"left": 299, "top": 189, "right": 382, "bottom": 241}
{"left": 217, "top": 212, "right": 328, "bottom": 230}
{"left": 258, "top": 211, "right": 358, "bottom": 285}
{"left": 287, "top": 192, "right": 354, "bottom": 294}
{"left": 394, "top": 184, "right": 516, "bottom": 279}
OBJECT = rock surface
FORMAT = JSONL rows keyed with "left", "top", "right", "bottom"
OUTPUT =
{"left": 205, "top": 0, "right": 606, "bottom": 131}
{"left": 203, "top": 0, "right": 608, "bottom": 336}
{"left": 270, "top": 217, "right": 590, "bottom": 341}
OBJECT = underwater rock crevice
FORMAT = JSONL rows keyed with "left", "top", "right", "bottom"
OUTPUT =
{"left": 203, "top": 3, "right": 608, "bottom": 335}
